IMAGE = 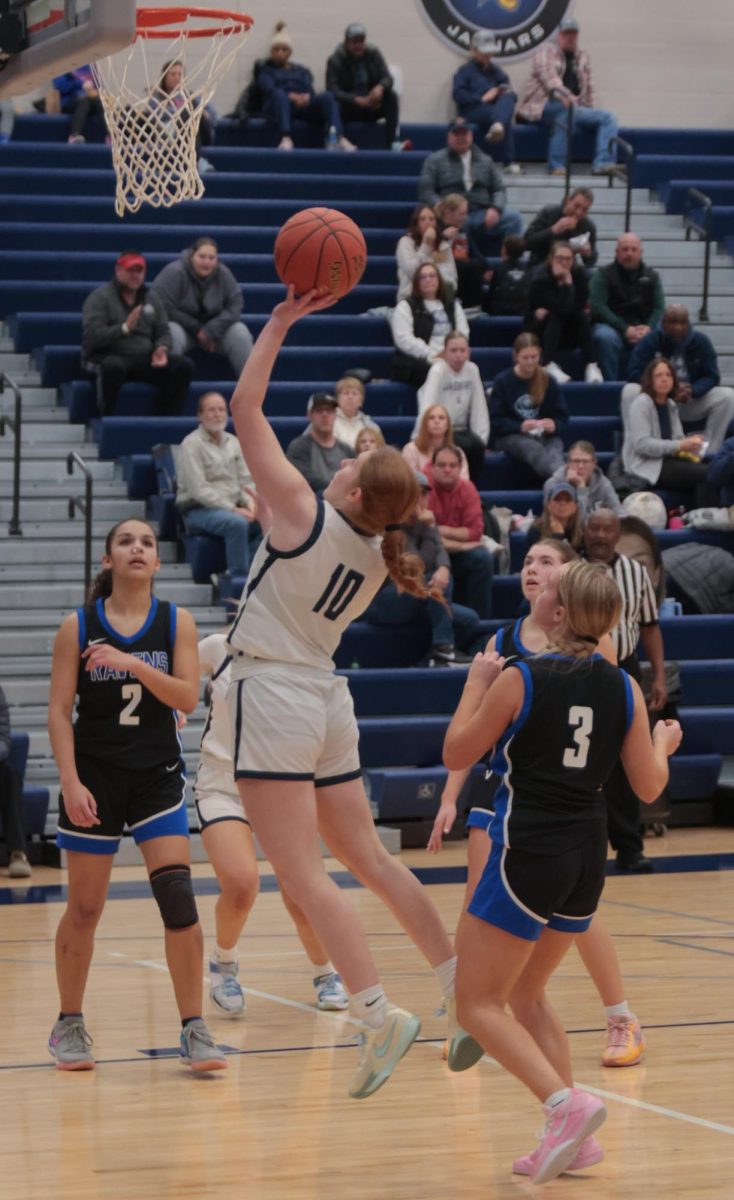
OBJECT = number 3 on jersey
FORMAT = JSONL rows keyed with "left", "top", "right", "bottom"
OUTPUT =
{"left": 120, "top": 682, "right": 142, "bottom": 726}
{"left": 563, "top": 705, "right": 593, "bottom": 769}
{"left": 312, "top": 563, "right": 366, "bottom": 622}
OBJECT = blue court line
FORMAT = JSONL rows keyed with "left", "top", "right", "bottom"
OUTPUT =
{"left": 6, "top": 851, "right": 734, "bottom": 906}
{"left": 601, "top": 897, "right": 734, "bottom": 928}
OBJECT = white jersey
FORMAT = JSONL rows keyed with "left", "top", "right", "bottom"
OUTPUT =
{"left": 198, "top": 633, "right": 232, "bottom": 766}
{"left": 226, "top": 499, "right": 387, "bottom": 671}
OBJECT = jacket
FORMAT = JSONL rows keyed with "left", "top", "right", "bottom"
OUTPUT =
{"left": 627, "top": 324, "right": 721, "bottom": 397}
{"left": 151, "top": 253, "right": 244, "bottom": 343}
{"left": 452, "top": 60, "right": 513, "bottom": 110}
{"left": 518, "top": 43, "right": 597, "bottom": 122}
{"left": 489, "top": 367, "right": 568, "bottom": 439}
{"left": 708, "top": 436, "right": 734, "bottom": 506}
{"left": 543, "top": 463, "right": 622, "bottom": 517}
{"left": 427, "top": 478, "right": 484, "bottom": 542}
{"left": 82, "top": 279, "right": 172, "bottom": 364}
{"left": 176, "top": 425, "right": 253, "bottom": 512}
{"left": 418, "top": 145, "right": 508, "bottom": 213}
{"left": 325, "top": 44, "right": 393, "bottom": 103}
{"left": 622, "top": 392, "right": 684, "bottom": 485}
{"left": 526, "top": 262, "right": 589, "bottom": 320}
{"left": 663, "top": 543, "right": 734, "bottom": 614}
{"left": 257, "top": 59, "right": 316, "bottom": 99}
{"left": 523, "top": 203, "right": 598, "bottom": 267}
{"left": 590, "top": 261, "right": 665, "bottom": 333}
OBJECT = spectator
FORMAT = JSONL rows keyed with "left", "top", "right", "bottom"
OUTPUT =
{"left": 0, "top": 685, "right": 31, "bottom": 878}
{"left": 517, "top": 16, "right": 618, "bottom": 176}
{"left": 523, "top": 187, "right": 597, "bottom": 268}
{"left": 81, "top": 252, "right": 193, "bottom": 416}
{"left": 355, "top": 425, "right": 386, "bottom": 453}
{"left": 391, "top": 263, "right": 469, "bottom": 389}
{"left": 425, "top": 445, "right": 494, "bottom": 618}
{"left": 402, "top": 404, "right": 470, "bottom": 480}
{"left": 286, "top": 390, "right": 354, "bottom": 493}
{"left": 333, "top": 375, "right": 381, "bottom": 449}
{"left": 434, "top": 194, "right": 487, "bottom": 311}
{"left": 623, "top": 304, "right": 734, "bottom": 453}
{"left": 708, "top": 435, "right": 734, "bottom": 507}
{"left": 452, "top": 31, "right": 521, "bottom": 173}
{"left": 544, "top": 439, "right": 622, "bottom": 517}
{"left": 414, "top": 332, "right": 489, "bottom": 483}
{"left": 325, "top": 22, "right": 399, "bottom": 150}
{"left": 526, "top": 479, "right": 584, "bottom": 551}
{"left": 524, "top": 242, "right": 602, "bottom": 384}
{"left": 151, "top": 237, "right": 253, "bottom": 377}
{"left": 258, "top": 23, "right": 354, "bottom": 152}
{"left": 489, "top": 331, "right": 568, "bottom": 481}
{"left": 176, "top": 391, "right": 260, "bottom": 579}
{"left": 149, "top": 59, "right": 214, "bottom": 173}
{"left": 363, "top": 473, "right": 480, "bottom": 665}
{"left": 485, "top": 234, "right": 530, "bottom": 316}
{"left": 590, "top": 233, "right": 665, "bottom": 381}
{"left": 51, "top": 64, "right": 104, "bottom": 144}
{"left": 583, "top": 507, "right": 666, "bottom": 871}
{"left": 418, "top": 117, "right": 523, "bottom": 257}
{"left": 395, "top": 204, "right": 458, "bottom": 301}
{"left": 622, "top": 359, "right": 718, "bottom": 508}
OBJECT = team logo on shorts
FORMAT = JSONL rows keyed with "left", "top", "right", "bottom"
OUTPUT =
{"left": 417, "top": 0, "right": 574, "bottom": 59}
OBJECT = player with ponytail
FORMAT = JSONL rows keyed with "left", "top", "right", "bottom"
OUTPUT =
{"left": 226, "top": 288, "right": 457, "bottom": 1099}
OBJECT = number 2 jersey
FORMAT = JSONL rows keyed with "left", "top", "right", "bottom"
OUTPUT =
{"left": 226, "top": 499, "right": 388, "bottom": 671}
{"left": 73, "top": 596, "right": 182, "bottom": 770}
{"left": 489, "top": 653, "right": 634, "bottom": 854}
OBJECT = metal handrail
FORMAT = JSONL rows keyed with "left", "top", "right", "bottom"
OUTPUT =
{"left": 0, "top": 372, "right": 23, "bottom": 536}
{"left": 606, "top": 136, "right": 636, "bottom": 232}
{"left": 67, "top": 450, "right": 94, "bottom": 600}
{"left": 684, "top": 187, "right": 713, "bottom": 322}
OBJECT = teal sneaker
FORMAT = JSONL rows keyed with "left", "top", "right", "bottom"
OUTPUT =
{"left": 348, "top": 1006, "right": 421, "bottom": 1099}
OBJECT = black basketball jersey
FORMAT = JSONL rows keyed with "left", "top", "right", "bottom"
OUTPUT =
{"left": 489, "top": 654, "right": 633, "bottom": 853}
{"left": 73, "top": 597, "right": 182, "bottom": 770}
{"left": 495, "top": 617, "right": 530, "bottom": 662}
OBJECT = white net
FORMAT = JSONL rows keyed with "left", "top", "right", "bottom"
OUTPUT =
{"left": 92, "top": 10, "right": 251, "bottom": 217}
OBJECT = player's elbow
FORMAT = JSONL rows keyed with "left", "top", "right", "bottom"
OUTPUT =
{"left": 443, "top": 736, "right": 468, "bottom": 773}
{"left": 634, "top": 766, "right": 668, "bottom": 806}
{"left": 178, "top": 685, "right": 200, "bottom": 715}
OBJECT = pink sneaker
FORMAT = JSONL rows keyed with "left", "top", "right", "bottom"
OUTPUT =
{"left": 513, "top": 1134, "right": 604, "bottom": 1176}
{"left": 530, "top": 1089, "right": 607, "bottom": 1184}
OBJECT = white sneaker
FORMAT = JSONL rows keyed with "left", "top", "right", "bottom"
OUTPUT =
{"left": 348, "top": 1006, "right": 421, "bottom": 1099}
{"left": 338, "top": 136, "right": 357, "bottom": 152}
{"left": 278, "top": 136, "right": 294, "bottom": 151}
{"left": 486, "top": 122, "right": 505, "bottom": 143}
{"left": 209, "top": 958, "right": 245, "bottom": 1017}
{"left": 314, "top": 971, "right": 349, "bottom": 1010}
{"left": 505, "top": 162, "right": 524, "bottom": 175}
{"left": 546, "top": 362, "right": 571, "bottom": 384}
{"left": 585, "top": 362, "right": 604, "bottom": 384}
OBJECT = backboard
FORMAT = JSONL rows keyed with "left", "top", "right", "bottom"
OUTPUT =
{"left": 0, "top": 0, "right": 136, "bottom": 97}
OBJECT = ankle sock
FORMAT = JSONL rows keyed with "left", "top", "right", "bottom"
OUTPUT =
{"left": 312, "top": 961, "right": 335, "bottom": 979}
{"left": 59, "top": 1012, "right": 83, "bottom": 1022}
{"left": 545, "top": 1087, "right": 572, "bottom": 1109}
{"left": 605, "top": 1001, "right": 632, "bottom": 1019}
{"left": 214, "top": 943, "right": 237, "bottom": 965}
{"left": 181, "top": 1016, "right": 202, "bottom": 1029}
{"left": 350, "top": 984, "right": 388, "bottom": 1029}
{"left": 433, "top": 955, "right": 457, "bottom": 1000}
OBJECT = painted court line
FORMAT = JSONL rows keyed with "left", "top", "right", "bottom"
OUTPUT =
{"left": 579, "top": 1081, "right": 734, "bottom": 1138}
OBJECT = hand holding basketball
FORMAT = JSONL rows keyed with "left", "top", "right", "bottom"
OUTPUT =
{"left": 274, "top": 207, "right": 367, "bottom": 300}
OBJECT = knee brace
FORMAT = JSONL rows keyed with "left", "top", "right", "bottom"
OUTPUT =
{"left": 149, "top": 863, "right": 198, "bottom": 930}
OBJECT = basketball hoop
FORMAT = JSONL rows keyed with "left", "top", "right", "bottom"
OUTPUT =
{"left": 92, "top": 7, "right": 253, "bottom": 217}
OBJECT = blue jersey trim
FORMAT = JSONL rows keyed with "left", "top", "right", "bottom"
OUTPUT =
{"left": 513, "top": 617, "right": 530, "bottom": 656}
{"left": 57, "top": 830, "right": 120, "bottom": 855}
{"left": 506, "top": 660, "right": 534, "bottom": 733}
{"left": 169, "top": 602, "right": 177, "bottom": 653}
{"left": 266, "top": 498, "right": 325, "bottom": 560}
{"left": 95, "top": 595, "right": 159, "bottom": 645}
{"left": 212, "top": 654, "right": 232, "bottom": 682}
{"left": 315, "top": 768, "right": 363, "bottom": 788}
{"left": 495, "top": 626, "right": 504, "bottom": 654}
{"left": 76, "top": 607, "right": 86, "bottom": 651}
{"left": 622, "top": 669, "right": 635, "bottom": 733}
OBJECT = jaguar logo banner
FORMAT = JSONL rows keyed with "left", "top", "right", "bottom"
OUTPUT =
{"left": 417, "top": 0, "right": 574, "bottom": 59}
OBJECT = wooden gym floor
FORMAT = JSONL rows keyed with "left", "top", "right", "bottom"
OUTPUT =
{"left": 2, "top": 828, "right": 734, "bottom": 1199}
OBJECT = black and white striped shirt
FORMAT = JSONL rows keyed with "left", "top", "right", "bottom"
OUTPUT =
{"left": 607, "top": 553, "right": 659, "bottom": 662}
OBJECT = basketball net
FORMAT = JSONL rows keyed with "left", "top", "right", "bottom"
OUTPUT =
{"left": 92, "top": 9, "right": 252, "bottom": 217}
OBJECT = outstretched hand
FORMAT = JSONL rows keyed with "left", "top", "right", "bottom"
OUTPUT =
{"left": 271, "top": 285, "right": 338, "bottom": 328}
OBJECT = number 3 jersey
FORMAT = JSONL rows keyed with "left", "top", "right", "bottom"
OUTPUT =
{"left": 73, "top": 597, "right": 182, "bottom": 769}
{"left": 227, "top": 499, "right": 387, "bottom": 671}
{"left": 489, "top": 654, "right": 634, "bottom": 853}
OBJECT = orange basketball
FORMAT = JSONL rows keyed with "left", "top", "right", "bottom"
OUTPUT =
{"left": 274, "top": 207, "right": 367, "bottom": 300}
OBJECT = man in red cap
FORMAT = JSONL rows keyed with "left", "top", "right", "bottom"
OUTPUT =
{"left": 82, "top": 252, "right": 193, "bottom": 415}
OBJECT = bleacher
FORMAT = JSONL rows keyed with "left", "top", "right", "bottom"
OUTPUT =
{"left": 1, "top": 111, "right": 734, "bottom": 848}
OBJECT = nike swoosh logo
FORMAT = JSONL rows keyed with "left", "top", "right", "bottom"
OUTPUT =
{"left": 373, "top": 1020, "right": 396, "bottom": 1060}
{"left": 165, "top": 763, "right": 180, "bottom": 773}
{"left": 365, "top": 997, "right": 381, "bottom": 1007}
{"left": 88, "top": 638, "right": 107, "bottom": 646}
{"left": 550, "top": 1105, "right": 572, "bottom": 1138}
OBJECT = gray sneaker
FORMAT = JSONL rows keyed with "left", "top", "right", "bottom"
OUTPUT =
{"left": 48, "top": 1017, "right": 95, "bottom": 1071}
{"left": 209, "top": 958, "right": 245, "bottom": 1017}
{"left": 179, "top": 1019, "right": 227, "bottom": 1072}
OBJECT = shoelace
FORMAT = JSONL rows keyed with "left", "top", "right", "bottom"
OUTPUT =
{"left": 60, "top": 1020, "right": 93, "bottom": 1052}
{"left": 606, "top": 1017, "right": 635, "bottom": 1049}
{"left": 218, "top": 976, "right": 242, "bottom": 998}
{"left": 188, "top": 1024, "right": 216, "bottom": 1051}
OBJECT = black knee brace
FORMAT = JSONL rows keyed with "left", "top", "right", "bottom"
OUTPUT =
{"left": 149, "top": 863, "right": 198, "bottom": 930}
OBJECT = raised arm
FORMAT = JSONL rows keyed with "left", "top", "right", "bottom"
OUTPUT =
{"left": 229, "top": 288, "right": 335, "bottom": 548}
{"left": 620, "top": 677, "right": 681, "bottom": 802}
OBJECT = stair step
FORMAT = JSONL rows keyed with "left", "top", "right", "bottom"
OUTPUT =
{"left": 0, "top": 459, "right": 116, "bottom": 480}
{"left": 0, "top": 559, "right": 188, "bottom": 582}
{"left": 0, "top": 579, "right": 211, "bottom": 606}
{"left": 0, "top": 536, "right": 177, "bottom": 562}
{"left": 0, "top": 497, "right": 144, "bottom": 520}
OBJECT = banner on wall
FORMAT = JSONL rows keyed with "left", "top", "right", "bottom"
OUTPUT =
{"left": 417, "top": 0, "right": 574, "bottom": 60}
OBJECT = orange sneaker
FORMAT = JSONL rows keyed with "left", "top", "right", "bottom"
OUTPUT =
{"left": 602, "top": 1014, "right": 645, "bottom": 1067}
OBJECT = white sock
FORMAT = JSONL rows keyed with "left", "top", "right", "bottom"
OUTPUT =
{"left": 433, "top": 955, "right": 457, "bottom": 1000}
{"left": 214, "top": 943, "right": 238, "bottom": 965}
{"left": 350, "top": 984, "right": 388, "bottom": 1030}
{"left": 605, "top": 1001, "right": 632, "bottom": 1019}
{"left": 312, "top": 961, "right": 335, "bottom": 979}
{"left": 545, "top": 1087, "right": 572, "bottom": 1109}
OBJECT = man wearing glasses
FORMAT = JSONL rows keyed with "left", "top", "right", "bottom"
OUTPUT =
{"left": 543, "top": 439, "right": 621, "bottom": 517}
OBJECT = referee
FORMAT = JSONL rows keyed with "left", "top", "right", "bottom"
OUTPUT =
{"left": 583, "top": 509, "right": 667, "bottom": 871}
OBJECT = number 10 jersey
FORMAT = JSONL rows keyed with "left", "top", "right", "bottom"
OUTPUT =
{"left": 73, "top": 596, "right": 181, "bottom": 770}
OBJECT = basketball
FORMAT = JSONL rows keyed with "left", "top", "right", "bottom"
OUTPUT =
{"left": 273, "top": 207, "right": 367, "bottom": 300}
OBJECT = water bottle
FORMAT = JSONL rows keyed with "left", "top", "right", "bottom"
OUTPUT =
{"left": 326, "top": 125, "right": 338, "bottom": 151}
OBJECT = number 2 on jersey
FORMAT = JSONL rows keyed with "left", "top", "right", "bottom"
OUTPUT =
{"left": 563, "top": 705, "right": 593, "bottom": 769}
{"left": 120, "top": 682, "right": 142, "bottom": 726}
